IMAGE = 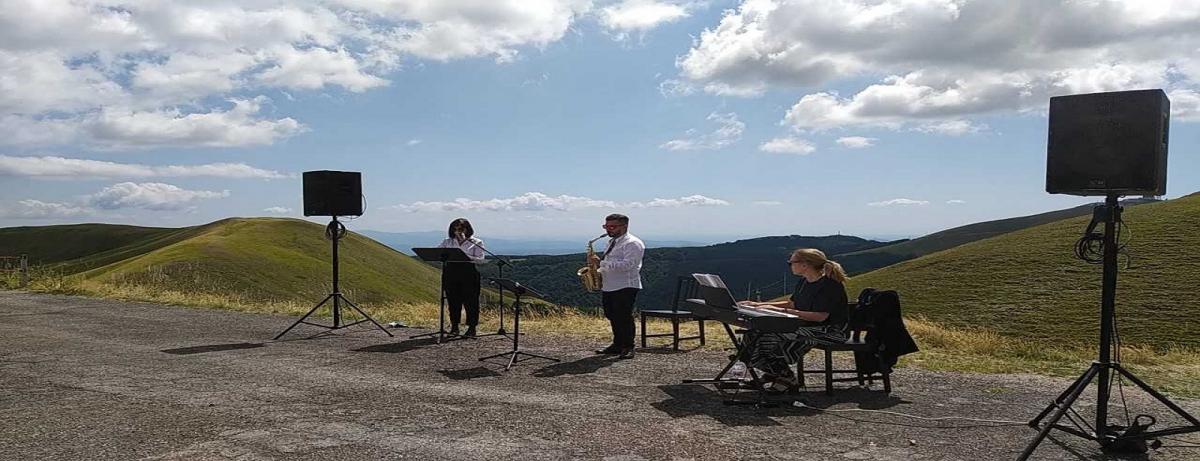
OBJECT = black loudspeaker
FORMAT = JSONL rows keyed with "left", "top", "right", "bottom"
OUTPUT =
{"left": 303, "top": 170, "right": 363, "bottom": 216}
{"left": 1046, "top": 89, "right": 1169, "bottom": 196}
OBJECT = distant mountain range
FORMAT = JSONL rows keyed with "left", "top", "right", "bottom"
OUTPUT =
{"left": 470, "top": 197, "right": 1160, "bottom": 309}
{"left": 359, "top": 230, "right": 709, "bottom": 256}
{"left": 478, "top": 235, "right": 895, "bottom": 310}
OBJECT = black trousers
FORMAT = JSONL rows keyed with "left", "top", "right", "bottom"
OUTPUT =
{"left": 602, "top": 287, "right": 639, "bottom": 349}
{"left": 443, "top": 267, "right": 481, "bottom": 327}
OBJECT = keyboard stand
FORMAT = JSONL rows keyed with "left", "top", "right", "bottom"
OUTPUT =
{"left": 683, "top": 323, "right": 777, "bottom": 407}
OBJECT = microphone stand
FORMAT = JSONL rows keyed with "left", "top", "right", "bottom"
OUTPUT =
{"left": 466, "top": 239, "right": 516, "bottom": 339}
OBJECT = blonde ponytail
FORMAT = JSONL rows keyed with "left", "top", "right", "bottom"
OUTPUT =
{"left": 822, "top": 260, "right": 847, "bottom": 283}
{"left": 791, "top": 248, "right": 848, "bottom": 283}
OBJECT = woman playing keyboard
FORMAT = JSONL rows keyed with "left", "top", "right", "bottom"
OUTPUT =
{"left": 741, "top": 248, "right": 849, "bottom": 392}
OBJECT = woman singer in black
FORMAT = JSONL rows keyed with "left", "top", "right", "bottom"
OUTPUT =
{"left": 437, "top": 218, "right": 487, "bottom": 337}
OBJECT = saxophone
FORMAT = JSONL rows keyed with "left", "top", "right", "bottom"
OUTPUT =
{"left": 577, "top": 234, "right": 607, "bottom": 292}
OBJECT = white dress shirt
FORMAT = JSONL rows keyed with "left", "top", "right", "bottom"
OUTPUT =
{"left": 598, "top": 232, "right": 644, "bottom": 291}
{"left": 437, "top": 237, "right": 487, "bottom": 264}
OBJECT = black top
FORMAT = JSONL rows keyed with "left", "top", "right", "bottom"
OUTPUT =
{"left": 790, "top": 276, "right": 848, "bottom": 327}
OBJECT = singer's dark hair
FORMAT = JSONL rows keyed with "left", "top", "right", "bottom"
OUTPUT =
{"left": 447, "top": 218, "right": 474, "bottom": 239}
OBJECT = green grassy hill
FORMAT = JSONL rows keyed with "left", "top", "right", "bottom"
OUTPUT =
{"left": 6, "top": 218, "right": 443, "bottom": 305}
{"left": 848, "top": 195, "right": 1200, "bottom": 349}
{"left": 836, "top": 198, "right": 1158, "bottom": 275}
{"left": 0, "top": 223, "right": 199, "bottom": 273}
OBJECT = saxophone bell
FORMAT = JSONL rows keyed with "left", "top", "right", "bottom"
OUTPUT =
{"left": 577, "top": 234, "right": 607, "bottom": 292}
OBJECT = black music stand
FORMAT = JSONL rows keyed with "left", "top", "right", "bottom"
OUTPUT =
{"left": 479, "top": 278, "right": 559, "bottom": 370}
{"left": 274, "top": 216, "right": 392, "bottom": 340}
{"left": 410, "top": 247, "right": 471, "bottom": 344}
{"left": 465, "top": 241, "right": 513, "bottom": 340}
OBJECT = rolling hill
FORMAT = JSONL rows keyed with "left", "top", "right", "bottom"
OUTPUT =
{"left": 3, "top": 218, "right": 444, "bottom": 305}
{"left": 848, "top": 194, "right": 1200, "bottom": 349}
{"left": 835, "top": 198, "right": 1158, "bottom": 275}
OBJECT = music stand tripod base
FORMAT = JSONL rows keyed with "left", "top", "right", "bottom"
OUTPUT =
{"left": 478, "top": 278, "right": 559, "bottom": 371}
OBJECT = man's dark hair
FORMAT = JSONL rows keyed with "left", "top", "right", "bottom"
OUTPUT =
{"left": 447, "top": 218, "right": 474, "bottom": 238}
{"left": 605, "top": 213, "right": 629, "bottom": 225}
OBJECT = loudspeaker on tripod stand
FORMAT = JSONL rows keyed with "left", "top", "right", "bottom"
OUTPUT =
{"left": 1046, "top": 89, "right": 1169, "bottom": 196}
{"left": 1021, "top": 89, "right": 1200, "bottom": 460}
{"left": 275, "top": 170, "right": 391, "bottom": 339}
{"left": 303, "top": 170, "right": 363, "bottom": 217}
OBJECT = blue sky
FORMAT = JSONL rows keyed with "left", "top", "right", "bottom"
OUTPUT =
{"left": 2, "top": 0, "right": 1199, "bottom": 241}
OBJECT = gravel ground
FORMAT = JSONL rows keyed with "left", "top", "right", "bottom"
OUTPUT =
{"left": 2, "top": 291, "right": 1199, "bottom": 460}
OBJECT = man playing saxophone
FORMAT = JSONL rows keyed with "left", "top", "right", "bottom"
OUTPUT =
{"left": 590, "top": 213, "right": 644, "bottom": 359}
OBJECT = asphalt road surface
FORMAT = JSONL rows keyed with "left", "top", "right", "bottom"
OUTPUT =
{"left": 2, "top": 292, "right": 1199, "bottom": 460}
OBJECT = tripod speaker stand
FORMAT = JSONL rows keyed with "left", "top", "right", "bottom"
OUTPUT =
{"left": 1019, "top": 195, "right": 1200, "bottom": 459}
{"left": 274, "top": 217, "right": 392, "bottom": 340}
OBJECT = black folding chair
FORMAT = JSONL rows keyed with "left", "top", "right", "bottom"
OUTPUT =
{"left": 639, "top": 276, "right": 706, "bottom": 350}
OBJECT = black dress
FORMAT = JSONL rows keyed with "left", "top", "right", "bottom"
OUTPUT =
{"left": 439, "top": 238, "right": 483, "bottom": 328}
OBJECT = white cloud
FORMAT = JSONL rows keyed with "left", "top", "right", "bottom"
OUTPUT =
{"left": 389, "top": 192, "right": 617, "bottom": 213}
{"left": 130, "top": 52, "right": 258, "bottom": 103}
{"left": 600, "top": 1, "right": 690, "bottom": 34}
{"left": 407, "top": 139, "right": 423, "bottom": 146}
{"left": 0, "top": 0, "right": 595, "bottom": 150}
{"left": 759, "top": 136, "right": 816, "bottom": 155}
{"left": 0, "top": 155, "right": 286, "bottom": 179}
{"left": 868, "top": 198, "right": 929, "bottom": 207}
{"left": 388, "top": 192, "right": 730, "bottom": 212}
{"left": 658, "top": 78, "right": 697, "bottom": 97}
{"left": 264, "top": 206, "right": 293, "bottom": 214}
{"left": 0, "top": 199, "right": 91, "bottom": 219}
{"left": 1, "top": 98, "right": 305, "bottom": 149}
{"left": 88, "top": 97, "right": 306, "bottom": 149}
{"left": 660, "top": 112, "right": 745, "bottom": 151}
{"left": 368, "top": 0, "right": 592, "bottom": 63}
{"left": 86, "top": 182, "right": 229, "bottom": 211}
{"left": 629, "top": 195, "right": 730, "bottom": 207}
{"left": 1170, "top": 89, "right": 1200, "bottom": 121}
{"left": 677, "top": 0, "right": 1200, "bottom": 130}
{"left": 256, "top": 46, "right": 389, "bottom": 92}
{"left": 946, "top": 199, "right": 965, "bottom": 204}
{"left": 836, "top": 136, "right": 876, "bottom": 148}
{"left": 0, "top": 50, "right": 126, "bottom": 114}
{"left": 915, "top": 120, "right": 986, "bottom": 136}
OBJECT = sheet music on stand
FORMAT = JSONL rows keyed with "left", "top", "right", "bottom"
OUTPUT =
{"left": 692, "top": 273, "right": 727, "bottom": 289}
